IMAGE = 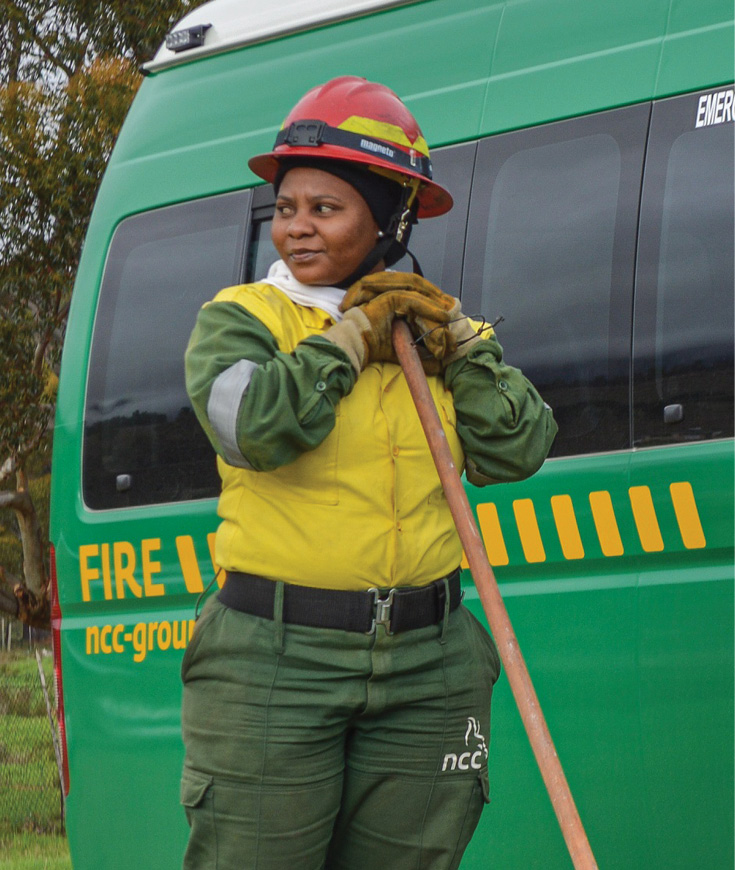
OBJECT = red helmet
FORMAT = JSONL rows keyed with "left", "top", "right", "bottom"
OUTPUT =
{"left": 248, "top": 76, "right": 453, "bottom": 218}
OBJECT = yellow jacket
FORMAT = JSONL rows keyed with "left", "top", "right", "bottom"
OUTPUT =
{"left": 185, "top": 282, "right": 557, "bottom": 591}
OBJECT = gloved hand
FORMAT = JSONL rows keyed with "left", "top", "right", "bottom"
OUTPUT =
{"left": 343, "top": 272, "right": 483, "bottom": 368}
{"left": 322, "top": 287, "right": 453, "bottom": 372}
{"left": 342, "top": 271, "right": 453, "bottom": 306}
{"left": 342, "top": 272, "right": 457, "bottom": 367}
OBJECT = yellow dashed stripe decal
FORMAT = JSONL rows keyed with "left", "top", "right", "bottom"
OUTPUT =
{"left": 471, "top": 481, "right": 706, "bottom": 566}
{"left": 513, "top": 499, "right": 546, "bottom": 563}
{"left": 207, "top": 532, "right": 223, "bottom": 586}
{"left": 669, "top": 482, "right": 706, "bottom": 549}
{"left": 629, "top": 486, "right": 664, "bottom": 552}
{"left": 176, "top": 535, "right": 205, "bottom": 594}
{"left": 589, "top": 491, "right": 624, "bottom": 557}
{"left": 476, "top": 503, "right": 509, "bottom": 566}
{"left": 550, "top": 495, "right": 584, "bottom": 560}
{"left": 176, "top": 532, "right": 223, "bottom": 593}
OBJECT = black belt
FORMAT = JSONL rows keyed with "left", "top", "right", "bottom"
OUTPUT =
{"left": 218, "top": 569, "right": 462, "bottom": 635}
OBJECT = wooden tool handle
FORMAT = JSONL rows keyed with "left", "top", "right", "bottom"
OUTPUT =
{"left": 392, "top": 320, "right": 598, "bottom": 870}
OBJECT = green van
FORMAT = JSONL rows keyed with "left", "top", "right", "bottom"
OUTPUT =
{"left": 50, "top": 1, "right": 734, "bottom": 867}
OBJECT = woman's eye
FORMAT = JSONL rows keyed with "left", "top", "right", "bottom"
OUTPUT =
{"left": 315, "top": 203, "right": 335, "bottom": 214}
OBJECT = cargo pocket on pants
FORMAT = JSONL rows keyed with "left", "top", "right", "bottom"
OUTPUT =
{"left": 478, "top": 766, "right": 490, "bottom": 804}
{"left": 181, "top": 767, "right": 215, "bottom": 869}
{"left": 450, "top": 769, "right": 491, "bottom": 870}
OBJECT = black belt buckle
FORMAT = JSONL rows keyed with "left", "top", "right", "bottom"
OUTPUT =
{"left": 367, "top": 587, "right": 396, "bottom": 635}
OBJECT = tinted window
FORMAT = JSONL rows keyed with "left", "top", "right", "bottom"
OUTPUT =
{"left": 246, "top": 215, "right": 279, "bottom": 283}
{"left": 390, "top": 142, "right": 475, "bottom": 289}
{"left": 633, "top": 88, "right": 734, "bottom": 445}
{"left": 464, "top": 105, "right": 649, "bottom": 457}
{"left": 83, "top": 192, "right": 250, "bottom": 509}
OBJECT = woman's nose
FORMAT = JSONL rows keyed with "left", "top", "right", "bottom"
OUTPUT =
{"left": 287, "top": 210, "right": 314, "bottom": 237}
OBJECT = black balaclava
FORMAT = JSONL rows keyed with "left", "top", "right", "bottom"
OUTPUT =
{"left": 273, "top": 157, "right": 420, "bottom": 288}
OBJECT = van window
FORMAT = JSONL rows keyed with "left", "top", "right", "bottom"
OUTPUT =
{"left": 633, "top": 88, "right": 734, "bottom": 446}
{"left": 83, "top": 192, "right": 251, "bottom": 509}
{"left": 463, "top": 104, "right": 650, "bottom": 457}
{"left": 245, "top": 187, "right": 279, "bottom": 283}
{"left": 247, "top": 218, "right": 279, "bottom": 283}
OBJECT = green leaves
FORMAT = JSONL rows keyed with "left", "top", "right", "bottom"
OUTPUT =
{"left": 0, "top": 1, "right": 194, "bottom": 465}
{"left": 0, "top": 0, "right": 195, "bottom": 617}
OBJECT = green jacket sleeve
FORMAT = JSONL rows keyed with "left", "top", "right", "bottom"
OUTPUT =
{"left": 185, "top": 300, "right": 356, "bottom": 471}
{"left": 444, "top": 335, "right": 557, "bottom": 486}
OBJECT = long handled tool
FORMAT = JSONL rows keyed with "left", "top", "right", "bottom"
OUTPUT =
{"left": 392, "top": 320, "right": 598, "bottom": 870}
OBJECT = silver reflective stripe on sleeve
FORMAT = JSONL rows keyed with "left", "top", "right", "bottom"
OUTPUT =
{"left": 207, "top": 359, "right": 258, "bottom": 468}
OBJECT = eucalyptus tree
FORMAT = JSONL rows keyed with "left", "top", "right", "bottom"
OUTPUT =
{"left": 0, "top": 0, "right": 194, "bottom": 626}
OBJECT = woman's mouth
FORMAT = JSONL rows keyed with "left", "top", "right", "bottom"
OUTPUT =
{"left": 289, "top": 249, "right": 321, "bottom": 263}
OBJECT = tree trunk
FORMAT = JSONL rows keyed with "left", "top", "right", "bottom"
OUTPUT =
{"left": 0, "top": 476, "right": 50, "bottom": 628}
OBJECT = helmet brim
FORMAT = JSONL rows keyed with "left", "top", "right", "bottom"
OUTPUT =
{"left": 248, "top": 147, "right": 453, "bottom": 218}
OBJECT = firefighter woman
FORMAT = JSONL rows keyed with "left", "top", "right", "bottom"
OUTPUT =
{"left": 181, "top": 75, "right": 557, "bottom": 870}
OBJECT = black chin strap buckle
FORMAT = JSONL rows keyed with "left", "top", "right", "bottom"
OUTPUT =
{"left": 394, "top": 206, "right": 413, "bottom": 244}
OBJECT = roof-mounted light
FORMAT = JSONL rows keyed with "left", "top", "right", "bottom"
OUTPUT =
{"left": 165, "top": 23, "right": 212, "bottom": 53}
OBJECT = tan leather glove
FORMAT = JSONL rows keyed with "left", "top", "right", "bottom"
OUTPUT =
{"left": 441, "top": 298, "right": 484, "bottom": 367}
{"left": 343, "top": 271, "right": 453, "bottom": 304}
{"left": 322, "top": 288, "right": 452, "bottom": 372}
{"left": 342, "top": 273, "right": 458, "bottom": 368}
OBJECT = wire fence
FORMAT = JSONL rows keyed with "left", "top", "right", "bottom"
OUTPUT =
{"left": 0, "top": 651, "right": 65, "bottom": 835}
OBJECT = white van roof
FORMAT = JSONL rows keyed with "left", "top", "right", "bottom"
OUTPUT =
{"left": 145, "top": 0, "right": 421, "bottom": 71}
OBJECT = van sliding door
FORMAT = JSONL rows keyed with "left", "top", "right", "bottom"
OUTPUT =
{"left": 631, "top": 86, "right": 734, "bottom": 870}
{"left": 460, "top": 104, "right": 651, "bottom": 870}
{"left": 464, "top": 103, "right": 649, "bottom": 457}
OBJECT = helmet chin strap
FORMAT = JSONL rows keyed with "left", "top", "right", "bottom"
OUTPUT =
{"left": 334, "top": 185, "right": 424, "bottom": 290}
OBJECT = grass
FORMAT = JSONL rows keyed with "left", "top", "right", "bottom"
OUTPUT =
{"left": 0, "top": 649, "right": 66, "bottom": 864}
{"left": 0, "top": 832, "right": 71, "bottom": 869}
{"left": 0, "top": 650, "right": 54, "bottom": 681}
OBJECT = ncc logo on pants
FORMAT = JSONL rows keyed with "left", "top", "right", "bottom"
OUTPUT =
{"left": 441, "top": 717, "right": 488, "bottom": 772}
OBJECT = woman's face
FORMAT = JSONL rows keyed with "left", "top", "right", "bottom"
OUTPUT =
{"left": 272, "top": 167, "right": 380, "bottom": 286}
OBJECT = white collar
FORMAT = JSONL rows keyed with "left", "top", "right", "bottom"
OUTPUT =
{"left": 261, "top": 260, "right": 346, "bottom": 322}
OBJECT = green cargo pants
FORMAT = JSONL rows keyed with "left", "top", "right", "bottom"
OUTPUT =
{"left": 180, "top": 589, "right": 501, "bottom": 870}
